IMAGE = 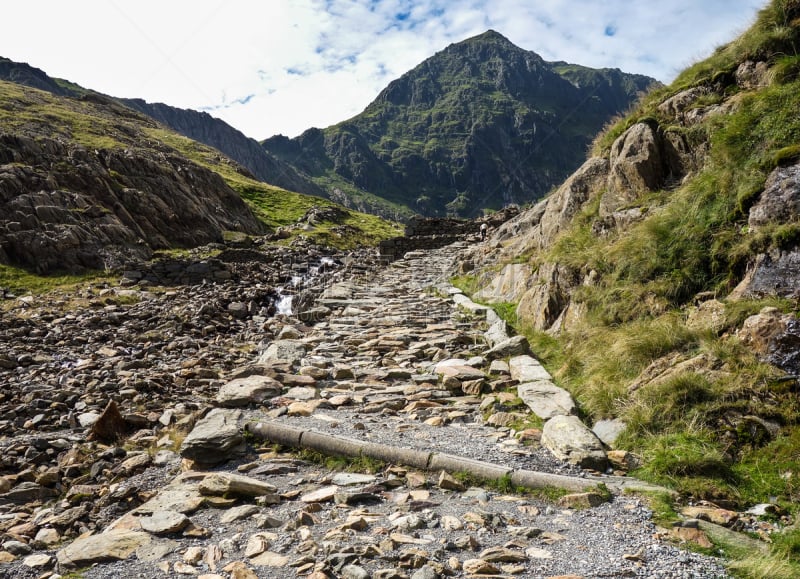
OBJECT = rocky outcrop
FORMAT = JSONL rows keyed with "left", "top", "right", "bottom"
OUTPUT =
{"left": 738, "top": 307, "right": 800, "bottom": 374}
{"left": 0, "top": 133, "right": 264, "bottom": 273}
{"left": 515, "top": 263, "right": 580, "bottom": 331}
{"left": 748, "top": 162, "right": 800, "bottom": 229}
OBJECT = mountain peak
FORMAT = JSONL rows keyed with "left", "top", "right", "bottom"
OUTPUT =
{"left": 446, "top": 28, "right": 534, "bottom": 57}
{"left": 467, "top": 29, "right": 512, "bottom": 43}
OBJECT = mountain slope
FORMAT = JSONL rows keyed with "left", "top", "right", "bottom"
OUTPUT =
{"left": 0, "top": 77, "right": 399, "bottom": 275}
{"left": 0, "top": 80, "right": 266, "bottom": 273}
{"left": 0, "top": 58, "right": 324, "bottom": 201}
{"left": 264, "top": 30, "right": 658, "bottom": 217}
{"left": 461, "top": 1, "right": 800, "bottom": 572}
{"left": 119, "top": 98, "right": 325, "bottom": 198}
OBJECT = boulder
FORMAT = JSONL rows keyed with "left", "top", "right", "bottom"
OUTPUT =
{"left": 484, "top": 335, "right": 531, "bottom": 360}
{"left": 216, "top": 375, "right": 282, "bottom": 407}
{"left": 515, "top": 263, "right": 578, "bottom": 331}
{"left": 602, "top": 122, "right": 664, "bottom": 216}
{"left": 541, "top": 415, "right": 608, "bottom": 471}
{"left": 198, "top": 473, "right": 278, "bottom": 498}
{"left": 258, "top": 340, "right": 307, "bottom": 366}
{"left": 56, "top": 531, "right": 151, "bottom": 568}
{"left": 179, "top": 409, "right": 244, "bottom": 466}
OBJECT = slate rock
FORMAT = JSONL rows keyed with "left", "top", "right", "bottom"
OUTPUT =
{"left": 179, "top": 409, "right": 244, "bottom": 465}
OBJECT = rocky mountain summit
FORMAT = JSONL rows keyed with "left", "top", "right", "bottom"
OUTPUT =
{"left": 263, "top": 31, "right": 657, "bottom": 217}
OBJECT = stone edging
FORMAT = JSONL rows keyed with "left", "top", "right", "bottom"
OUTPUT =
{"left": 246, "top": 420, "right": 672, "bottom": 496}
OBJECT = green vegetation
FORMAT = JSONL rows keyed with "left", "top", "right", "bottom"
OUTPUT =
{"left": 293, "top": 449, "right": 386, "bottom": 474}
{"left": 149, "top": 129, "right": 402, "bottom": 248}
{"left": 0, "top": 264, "right": 113, "bottom": 297}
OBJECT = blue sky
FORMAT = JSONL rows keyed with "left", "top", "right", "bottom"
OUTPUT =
{"left": 2, "top": 0, "right": 767, "bottom": 140}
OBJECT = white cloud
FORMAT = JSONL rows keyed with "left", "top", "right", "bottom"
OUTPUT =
{"left": 0, "top": 0, "right": 767, "bottom": 139}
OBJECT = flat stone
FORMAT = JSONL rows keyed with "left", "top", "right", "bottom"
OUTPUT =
{"left": 249, "top": 551, "right": 289, "bottom": 566}
{"left": 525, "top": 547, "right": 553, "bottom": 559}
{"left": 199, "top": 473, "right": 278, "bottom": 498}
{"left": 462, "top": 559, "right": 501, "bottom": 574}
{"left": 592, "top": 418, "right": 627, "bottom": 447}
{"left": 557, "top": 492, "right": 610, "bottom": 509}
{"left": 434, "top": 361, "right": 485, "bottom": 381}
{"left": 220, "top": 505, "right": 261, "bottom": 524}
{"left": 139, "top": 510, "right": 190, "bottom": 535}
{"left": 331, "top": 473, "right": 377, "bottom": 486}
{"left": 479, "top": 546, "right": 528, "bottom": 562}
{"left": 284, "top": 386, "right": 318, "bottom": 400}
{"left": 509, "top": 355, "right": 551, "bottom": 382}
{"left": 23, "top": 553, "right": 53, "bottom": 568}
{"left": 517, "top": 380, "right": 576, "bottom": 419}
{"left": 56, "top": 531, "right": 151, "bottom": 568}
{"left": 277, "top": 374, "right": 317, "bottom": 387}
{"left": 216, "top": 376, "right": 282, "bottom": 407}
{"left": 129, "top": 482, "right": 205, "bottom": 516}
{"left": 300, "top": 485, "right": 338, "bottom": 503}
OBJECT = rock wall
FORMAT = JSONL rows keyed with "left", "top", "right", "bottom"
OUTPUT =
{"left": 0, "top": 134, "right": 265, "bottom": 274}
{"left": 379, "top": 208, "right": 519, "bottom": 262}
{"left": 120, "top": 258, "right": 233, "bottom": 287}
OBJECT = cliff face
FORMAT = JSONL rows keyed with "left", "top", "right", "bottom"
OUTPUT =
{"left": 263, "top": 30, "right": 658, "bottom": 217}
{"left": 0, "top": 82, "right": 265, "bottom": 274}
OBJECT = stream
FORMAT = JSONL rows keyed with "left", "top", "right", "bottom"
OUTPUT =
{"left": 273, "top": 255, "right": 338, "bottom": 316}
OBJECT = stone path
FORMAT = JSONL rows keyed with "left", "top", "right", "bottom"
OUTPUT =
{"left": 4, "top": 242, "right": 733, "bottom": 578}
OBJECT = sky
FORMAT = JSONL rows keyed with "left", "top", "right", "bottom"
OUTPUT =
{"left": 2, "top": 1, "right": 768, "bottom": 141}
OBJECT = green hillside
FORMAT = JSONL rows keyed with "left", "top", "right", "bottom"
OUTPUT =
{"left": 465, "top": 1, "right": 800, "bottom": 575}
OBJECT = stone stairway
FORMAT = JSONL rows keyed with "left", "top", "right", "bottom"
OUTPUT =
{"left": 50, "top": 242, "right": 731, "bottom": 579}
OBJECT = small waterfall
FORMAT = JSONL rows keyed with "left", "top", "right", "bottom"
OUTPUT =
{"left": 274, "top": 292, "right": 294, "bottom": 316}
{"left": 273, "top": 256, "right": 337, "bottom": 316}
